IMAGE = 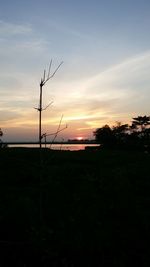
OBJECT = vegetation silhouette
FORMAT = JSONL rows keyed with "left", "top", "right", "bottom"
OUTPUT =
{"left": 0, "top": 147, "right": 150, "bottom": 265}
{"left": 94, "top": 115, "right": 150, "bottom": 151}
{"left": 0, "top": 117, "right": 150, "bottom": 266}
{"left": 132, "top": 115, "right": 150, "bottom": 131}
{"left": 0, "top": 128, "right": 3, "bottom": 139}
{"left": 0, "top": 128, "right": 7, "bottom": 148}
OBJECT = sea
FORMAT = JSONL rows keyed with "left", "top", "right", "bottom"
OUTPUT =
{"left": 8, "top": 144, "right": 100, "bottom": 151}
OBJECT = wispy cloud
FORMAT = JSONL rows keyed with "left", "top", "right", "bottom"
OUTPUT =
{"left": 0, "top": 20, "right": 32, "bottom": 36}
{"left": 85, "top": 50, "right": 150, "bottom": 94}
{"left": 48, "top": 50, "right": 150, "bottom": 131}
{"left": 46, "top": 19, "right": 90, "bottom": 40}
{"left": 1, "top": 22, "right": 150, "bottom": 141}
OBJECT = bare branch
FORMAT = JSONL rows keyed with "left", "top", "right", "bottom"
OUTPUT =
{"left": 49, "top": 61, "right": 63, "bottom": 78}
{"left": 44, "top": 125, "right": 67, "bottom": 137}
{"left": 43, "top": 61, "right": 63, "bottom": 85}
{"left": 43, "top": 69, "right": 46, "bottom": 82}
{"left": 58, "top": 114, "right": 63, "bottom": 131}
{"left": 42, "top": 101, "right": 53, "bottom": 111}
{"left": 41, "top": 133, "right": 46, "bottom": 139}
{"left": 37, "top": 59, "right": 63, "bottom": 148}
{"left": 47, "top": 59, "right": 52, "bottom": 79}
{"left": 50, "top": 115, "right": 63, "bottom": 148}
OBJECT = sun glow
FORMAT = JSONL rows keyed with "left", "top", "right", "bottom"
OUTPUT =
{"left": 76, "top": 136, "right": 83, "bottom": 141}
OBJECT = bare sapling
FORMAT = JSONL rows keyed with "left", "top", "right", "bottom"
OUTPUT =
{"left": 35, "top": 60, "right": 63, "bottom": 148}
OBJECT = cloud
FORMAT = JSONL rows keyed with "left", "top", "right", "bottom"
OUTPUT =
{"left": 0, "top": 20, "right": 32, "bottom": 36}
{"left": 0, "top": 26, "right": 150, "bottom": 141}
{"left": 47, "top": 19, "right": 90, "bottom": 40}
{"left": 52, "top": 50, "right": 150, "bottom": 131}
{"left": 49, "top": 50, "right": 150, "bottom": 105}
{"left": 53, "top": 97, "right": 119, "bottom": 121}
{"left": 85, "top": 50, "right": 150, "bottom": 95}
{"left": 0, "top": 20, "right": 49, "bottom": 74}
{"left": 0, "top": 110, "right": 23, "bottom": 122}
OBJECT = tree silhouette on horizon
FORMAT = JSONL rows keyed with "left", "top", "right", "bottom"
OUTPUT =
{"left": 93, "top": 116, "right": 150, "bottom": 150}
{"left": 0, "top": 128, "right": 3, "bottom": 137}
{"left": 0, "top": 128, "right": 3, "bottom": 148}
{"left": 132, "top": 116, "right": 150, "bottom": 131}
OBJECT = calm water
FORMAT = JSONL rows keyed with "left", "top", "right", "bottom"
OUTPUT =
{"left": 9, "top": 144, "right": 100, "bottom": 151}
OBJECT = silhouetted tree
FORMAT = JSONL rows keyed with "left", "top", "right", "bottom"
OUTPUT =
{"left": 129, "top": 116, "right": 150, "bottom": 150}
{"left": 35, "top": 60, "right": 63, "bottom": 148}
{"left": 94, "top": 116, "right": 150, "bottom": 150}
{"left": 129, "top": 123, "right": 138, "bottom": 133}
{"left": 0, "top": 128, "right": 3, "bottom": 148}
{"left": 142, "top": 128, "right": 150, "bottom": 143}
{"left": 112, "top": 122, "right": 129, "bottom": 133}
{"left": 112, "top": 122, "right": 129, "bottom": 147}
{"left": 132, "top": 116, "right": 150, "bottom": 131}
{"left": 93, "top": 118, "right": 150, "bottom": 150}
{"left": 94, "top": 122, "right": 130, "bottom": 147}
{"left": 93, "top": 124, "right": 115, "bottom": 147}
{"left": 0, "top": 128, "right": 3, "bottom": 137}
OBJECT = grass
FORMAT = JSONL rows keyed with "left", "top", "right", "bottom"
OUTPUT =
{"left": 0, "top": 147, "right": 150, "bottom": 266}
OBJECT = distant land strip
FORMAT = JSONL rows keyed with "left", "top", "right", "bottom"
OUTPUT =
{"left": 3, "top": 140, "right": 97, "bottom": 145}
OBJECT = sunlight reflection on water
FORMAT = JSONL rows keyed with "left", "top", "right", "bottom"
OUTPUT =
{"left": 9, "top": 144, "right": 100, "bottom": 151}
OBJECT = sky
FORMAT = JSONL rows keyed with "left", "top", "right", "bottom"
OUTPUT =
{"left": 0, "top": 0, "right": 150, "bottom": 142}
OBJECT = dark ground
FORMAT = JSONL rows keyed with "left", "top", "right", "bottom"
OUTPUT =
{"left": 0, "top": 148, "right": 150, "bottom": 266}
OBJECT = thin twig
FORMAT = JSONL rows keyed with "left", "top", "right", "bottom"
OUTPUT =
{"left": 43, "top": 69, "right": 46, "bottom": 82}
{"left": 47, "top": 59, "right": 52, "bottom": 79}
{"left": 42, "top": 101, "right": 53, "bottom": 111}
{"left": 43, "top": 61, "right": 63, "bottom": 85}
{"left": 47, "top": 115, "right": 67, "bottom": 148}
{"left": 43, "top": 125, "right": 67, "bottom": 137}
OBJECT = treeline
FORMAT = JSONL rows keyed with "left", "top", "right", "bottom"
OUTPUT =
{"left": 0, "top": 128, "right": 4, "bottom": 148}
{"left": 0, "top": 128, "right": 7, "bottom": 148}
{"left": 94, "top": 116, "right": 150, "bottom": 151}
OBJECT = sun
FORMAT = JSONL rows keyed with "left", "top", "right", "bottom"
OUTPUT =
{"left": 76, "top": 136, "right": 83, "bottom": 141}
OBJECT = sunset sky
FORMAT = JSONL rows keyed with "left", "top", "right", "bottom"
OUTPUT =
{"left": 0, "top": 0, "right": 150, "bottom": 142}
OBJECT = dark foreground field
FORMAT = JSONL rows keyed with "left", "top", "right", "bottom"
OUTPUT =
{"left": 0, "top": 148, "right": 150, "bottom": 266}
